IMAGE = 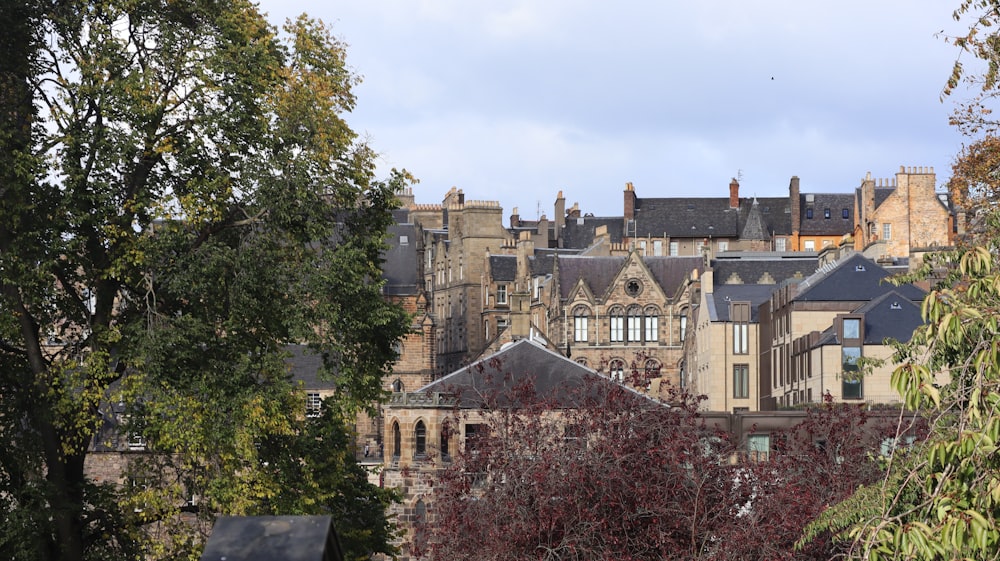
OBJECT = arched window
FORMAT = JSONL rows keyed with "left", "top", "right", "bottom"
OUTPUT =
{"left": 679, "top": 309, "right": 689, "bottom": 342}
{"left": 392, "top": 421, "right": 401, "bottom": 459}
{"left": 415, "top": 420, "right": 427, "bottom": 457}
{"left": 627, "top": 306, "right": 642, "bottom": 342}
{"left": 644, "top": 358, "right": 661, "bottom": 378}
{"left": 609, "top": 306, "right": 625, "bottom": 342}
{"left": 440, "top": 422, "right": 451, "bottom": 460}
{"left": 573, "top": 305, "right": 590, "bottom": 342}
{"left": 575, "top": 357, "right": 589, "bottom": 367}
{"left": 391, "top": 379, "right": 404, "bottom": 392}
{"left": 609, "top": 359, "right": 625, "bottom": 383}
{"left": 414, "top": 499, "right": 427, "bottom": 524}
{"left": 644, "top": 305, "right": 660, "bottom": 342}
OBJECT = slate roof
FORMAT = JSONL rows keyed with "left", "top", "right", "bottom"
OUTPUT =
{"left": 644, "top": 256, "right": 705, "bottom": 296}
{"left": 814, "top": 290, "right": 924, "bottom": 346}
{"left": 799, "top": 193, "right": 855, "bottom": 236}
{"left": 712, "top": 256, "right": 819, "bottom": 286}
{"left": 708, "top": 284, "right": 783, "bottom": 323}
{"left": 561, "top": 216, "right": 625, "bottom": 249}
{"left": 874, "top": 187, "right": 895, "bottom": 210}
{"left": 489, "top": 255, "right": 516, "bottom": 282}
{"left": 633, "top": 196, "right": 791, "bottom": 239}
{"left": 740, "top": 200, "right": 770, "bottom": 240}
{"left": 285, "top": 344, "right": 337, "bottom": 390}
{"left": 794, "top": 254, "right": 925, "bottom": 302}
{"left": 382, "top": 223, "right": 419, "bottom": 296}
{"left": 557, "top": 255, "right": 626, "bottom": 299}
{"left": 415, "top": 339, "right": 652, "bottom": 407}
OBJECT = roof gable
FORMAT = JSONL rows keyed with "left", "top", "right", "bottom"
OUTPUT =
{"left": 795, "top": 254, "right": 925, "bottom": 302}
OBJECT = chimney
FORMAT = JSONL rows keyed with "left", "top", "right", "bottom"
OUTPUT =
{"left": 624, "top": 182, "right": 636, "bottom": 220}
{"left": 729, "top": 178, "right": 740, "bottom": 209}
{"left": 537, "top": 214, "right": 549, "bottom": 248}
{"left": 510, "top": 206, "right": 520, "bottom": 228}
{"left": 457, "top": 189, "right": 465, "bottom": 205}
{"left": 789, "top": 176, "right": 801, "bottom": 237}
{"left": 554, "top": 191, "right": 566, "bottom": 246}
{"left": 567, "top": 203, "right": 580, "bottom": 218}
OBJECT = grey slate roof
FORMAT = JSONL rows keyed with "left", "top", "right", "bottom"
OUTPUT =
{"left": 740, "top": 199, "right": 771, "bottom": 240}
{"left": 415, "top": 339, "right": 651, "bottom": 407}
{"left": 561, "top": 216, "right": 625, "bottom": 249}
{"left": 633, "top": 196, "right": 791, "bottom": 239}
{"left": 795, "top": 254, "right": 925, "bottom": 302}
{"left": 712, "top": 256, "right": 819, "bottom": 286}
{"left": 814, "top": 290, "right": 924, "bottom": 346}
{"left": 557, "top": 255, "right": 626, "bottom": 299}
{"left": 708, "top": 284, "right": 783, "bottom": 323}
{"left": 382, "top": 223, "right": 419, "bottom": 296}
{"left": 644, "top": 256, "right": 705, "bottom": 297}
{"left": 799, "top": 193, "right": 855, "bottom": 236}
{"left": 489, "top": 255, "right": 516, "bottom": 282}
{"left": 286, "top": 345, "right": 337, "bottom": 390}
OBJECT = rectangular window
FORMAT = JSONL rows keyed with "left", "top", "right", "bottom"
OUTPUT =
{"left": 732, "top": 323, "right": 749, "bottom": 354}
{"left": 496, "top": 284, "right": 507, "bottom": 305}
{"left": 574, "top": 316, "right": 588, "bottom": 342}
{"left": 803, "top": 240, "right": 815, "bottom": 251}
{"left": 610, "top": 316, "right": 624, "bottom": 343}
{"left": 464, "top": 424, "right": 485, "bottom": 452}
{"left": 306, "top": 392, "right": 322, "bottom": 418}
{"left": 843, "top": 318, "right": 861, "bottom": 340}
{"left": 747, "top": 434, "right": 770, "bottom": 462}
{"left": 669, "top": 241, "right": 679, "bottom": 256}
{"left": 533, "top": 277, "right": 540, "bottom": 299}
{"left": 883, "top": 223, "right": 892, "bottom": 240}
{"left": 638, "top": 240, "right": 647, "bottom": 255}
{"left": 733, "top": 364, "right": 749, "bottom": 399}
{"left": 679, "top": 315, "right": 687, "bottom": 342}
{"left": 824, "top": 208, "right": 831, "bottom": 219}
{"left": 645, "top": 315, "right": 658, "bottom": 343}
{"left": 842, "top": 208, "right": 850, "bottom": 219}
{"left": 717, "top": 241, "right": 729, "bottom": 252}
{"left": 653, "top": 240, "right": 663, "bottom": 256}
{"left": 627, "top": 314, "right": 642, "bottom": 342}
{"left": 774, "top": 237, "right": 786, "bottom": 252}
{"left": 806, "top": 208, "right": 814, "bottom": 219}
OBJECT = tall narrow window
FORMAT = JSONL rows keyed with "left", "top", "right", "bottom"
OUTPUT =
{"left": 775, "top": 238, "right": 786, "bottom": 252}
{"left": 644, "top": 306, "right": 660, "bottom": 342}
{"left": 653, "top": 240, "right": 663, "bottom": 255}
{"left": 626, "top": 306, "right": 642, "bottom": 342}
{"left": 392, "top": 421, "right": 401, "bottom": 459}
{"left": 679, "top": 314, "right": 688, "bottom": 342}
{"left": 573, "top": 306, "right": 589, "bottom": 342}
{"left": 882, "top": 223, "right": 892, "bottom": 240}
{"left": 496, "top": 284, "right": 508, "bottom": 305}
{"left": 731, "top": 302, "right": 750, "bottom": 355}
{"left": 609, "top": 307, "right": 624, "bottom": 342}
{"left": 306, "top": 392, "right": 322, "bottom": 418}
{"left": 644, "top": 359, "right": 661, "bottom": 381}
{"left": 733, "top": 364, "right": 749, "bottom": 399}
{"left": 669, "top": 241, "right": 679, "bottom": 256}
{"left": 441, "top": 423, "right": 450, "bottom": 460}
{"left": 414, "top": 420, "right": 426, "bottom": 458}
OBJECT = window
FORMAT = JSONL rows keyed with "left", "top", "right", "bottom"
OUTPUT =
{"left": 625, "top": 279, "right": 642, "bottom": 297}
{"left": 747, "top": 434, "right": 770, "bottom": 462}
{"left": 533, "top": 277, "right": 541, "bottom": 299}
{"left": 882, "top": 223, "right": 892, "bottom": 240}
{"left": 609, "top": 307, "right": 624, "bottom": 342}
{"left": 496, "top": 284, "right": 508, "bottom": 305}
{"left": 644, "top": 306, "right": 659, "bottom": 342}
{"left": 306, "top": 392, "right": 322, "bottom": 418}
{"left": 391, "top": 379, "right": 404, "bottom": 392}
{"left": 717, "top": 241, "right": 728, "bottom": 252}
{"left": 842, "top": 208, "right": 850, "bottom": 219}
{"left": 414, "top": 421, "right": 426, "bottom": 457}
{"left": 775, "top": 237, "right": 786, "bottom": 252}
{"left": 842, "top": 346, "right": 863, "bottom": 399}
{"left": 573, "top": 306, "right": 589, "bottom": 342}
{"left": 806, "top": 208, "right": 813, "bottom": 219}
{"left": 733, "top": 364, "right": 749, "bottom": 399}
{"left": 392, "top": 421, "right": 401, "bottom": 459}
{"left": 679, "top": 314, "right": 688, "bottom": 342}
{"left": 669, "top": 241, "right": 679, "bottom": 256}
{"left": 638, "top": 240, "right": 647, "bottom": 255}
{"left": 653, "top": 240, "right": 663, "bottom": 256}
{"left": 609, "top": 359, "right": 625, "bottom": 382}
{"left": 644, "top": 359, "right": 661, "bottom": 382}
{"left": 824, "top": 208, "right": 831, "bottom": 219}
{"left": 843, "top": 318, "right": 861, "bottom": 340}
{"left": 441, "top": 423, "right": 451, "bottom": 460}
{"left": 465, "top": 424, "right": 484, "bottom": 452}
{"left": 399, "top": 235, "right": 409, "bottom": 245}
{"left": 803, "top": 240, "right": 815, "bottom": 251}
{"left": 626, "top": 306, "right": 642, "bottom": 342}
{"left": 731, "top": 302, "right": 750, "bottom": 354}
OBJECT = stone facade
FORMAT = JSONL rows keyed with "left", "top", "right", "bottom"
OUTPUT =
{"left": 854, "top": 167, "right": 953, "bottom": 258}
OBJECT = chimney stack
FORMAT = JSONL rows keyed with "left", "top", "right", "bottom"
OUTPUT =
{"left": 729, "top": 178, "right": 740, "bottom": 209}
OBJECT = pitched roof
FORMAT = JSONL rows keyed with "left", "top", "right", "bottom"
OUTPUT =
{"left": 643, "top": 256, "right": 704, "bottom": 296}
{"left": 561, "top": 216, "right": 625, "bottom": 249}
{"left": 382, "top": 223, "right": 420, "bottom": 296}
{"left": 814, "top": 290, "right": 924, "bottom": 346}
{"left": 709, "top": 284, "right": 783, "bottom": 322}
{"left": 557, "top": 255, "right": 626, "bottom": 299}
{"left": 799, "top": 193, "right": 855, "bottom": 236}
{"left": 416, "top": 339, "right": 651, "bottom": 407}
{"left": 633, "top": 196, "right": 791, "bottom": 239}
{"left": 712, "top": 255, "right": 819, "bottom": 286}
{"left": 489, "top": 255, "right": 516, "bottom": 282}
{"left": 740, "top": 199, "right": 770, "bottom": 240}
{"left": 794, "top": 254, "right": 925, "bottom": 302}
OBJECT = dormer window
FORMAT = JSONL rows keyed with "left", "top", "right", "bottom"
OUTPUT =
{"left": 842, "top": 208, "right": 850, "bottom": 219}
{"left": 806, "top": 208, "right": 814, "bottom": 219}
{"left": 890, "top": 302, "right": 902, "bottom": 310}
{"left": 824, "top": 208, "right": 831, "bottom": 219}
{"left": 855, "top": 265, "right": 866, "bottom": 272}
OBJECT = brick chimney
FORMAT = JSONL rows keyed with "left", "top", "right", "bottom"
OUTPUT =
{"left": 509, "top": 206, "right": 520, "bottom": 229}
{"left": 789, "top": 176, "right": 801, "bottom": 237}
{"left": 729, "top": 178, "right": 739, "bottom": 209}
{"left": 624, "top": 182, "right": 636, "bottom": 220}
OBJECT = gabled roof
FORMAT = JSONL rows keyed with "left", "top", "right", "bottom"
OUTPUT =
{"left": 416, "top": 339, "right": 649, "bottom": 407}
{"left": 794, "top": 254, "right": 925, "bottom": 302}
{"left": 814, "top": 290, "right": 924, "bottom": 346}
{"left": 799, "top": 193, "right": 855, "bottom": 236}
{"left": 557, "top": 255, "right": 626, "bottom": 299}
{"left": 286, "top": 345, "right": 337, "bottom": 390}
{"left": 740, "top": 199, "right": 770, "bottom": 240}
{"left": 489, "top": 255, "right": 516, "bottom": 282}
{"left": 643, "top": 256, "right": 704, "bottom": 297}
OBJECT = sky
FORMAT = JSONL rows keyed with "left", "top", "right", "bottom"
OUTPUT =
{"left": 256, "top": 0, "right": 972, "bottom": 220}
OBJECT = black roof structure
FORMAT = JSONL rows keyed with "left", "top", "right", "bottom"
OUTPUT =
{"left": 798, "top": 193, "right": 855, "bottom": 236}
{"left": 382, "top": 223, "right": 420, "bottom": 296}
{"left": 560, "top": 216, "right": 625, "bottom": 249}
{"left": 633, "top": 196, "right": 791, "bottom": 239}
{"left": 794, "top": 254, "right": 925, "bottom": 302}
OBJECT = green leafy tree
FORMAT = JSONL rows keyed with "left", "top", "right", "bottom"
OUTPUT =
{"left": 0, "top": 1, "right": 410, "bottom": 560}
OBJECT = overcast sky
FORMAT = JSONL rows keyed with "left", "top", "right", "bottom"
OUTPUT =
{"left": 257, "top": 0, "right": 971, "bottom": 220}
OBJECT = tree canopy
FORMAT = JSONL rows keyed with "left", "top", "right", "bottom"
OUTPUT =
{"left": 0, "top": 1, "right": 410, "bottom": 560}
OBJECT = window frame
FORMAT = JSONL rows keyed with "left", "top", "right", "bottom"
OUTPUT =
{"left": 733, "top": 364, "right": 750, "bottom": 399}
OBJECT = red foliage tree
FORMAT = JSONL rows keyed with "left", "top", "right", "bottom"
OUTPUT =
{"left": 414, "top": 376, "right": 921, "bottom": 561}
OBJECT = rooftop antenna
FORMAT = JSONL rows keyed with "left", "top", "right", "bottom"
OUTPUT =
{"left": 537, "top": 200, "right": 541, "bottom": 220}
{"left": 737, "top": 169, "right": 744, "bottom": 183}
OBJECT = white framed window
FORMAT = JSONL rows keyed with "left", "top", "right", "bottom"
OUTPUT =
{"left": 882, "top": 223, "right": 892, "bottom": 240}
{"left": 653, "top": 240, "right": 663, "bottom": 256}
{"left": 626, "top": 306, "right": 642, "bottom": 342}
{"left": 573, "top": 306, "right": 589, "bottom": 342}
{"left": 306, "top": 392, "right": 322, "bottom": 418}
{"left": 775, "top": 238, "right": 786, "bottom": 252}
{"left": 644, "top": 307, "right": 659, "bottom": 342}
{"left": 609, "top": 307, "right": 624, "bottom": 342}
{"left": 669, "top": 241, "right": 679, "bottom": 256}
{"left": 803, "top": 240, "right": 815, "bottom": 251}
{"left": 747, "top": 434, "right": 770, "bottom": 462}
{"left": 496, "top": 284, "right": 507, "bottom": 305}
{"left": 609, "top": 359, "right": 625, "bottom": 382}
{"left": 733, "top": 364, "right": 749, "bottom": 399}
{"left": 717, "top": 241, "right": 728, "bottom": 252}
